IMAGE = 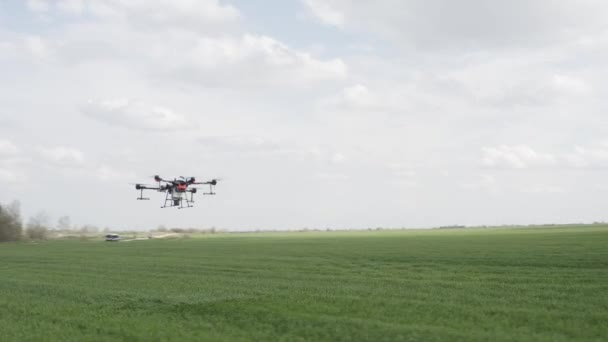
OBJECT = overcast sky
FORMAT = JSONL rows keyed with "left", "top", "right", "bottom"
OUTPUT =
{"left": 1, "top": 0, "right": 607, "bottom": 231}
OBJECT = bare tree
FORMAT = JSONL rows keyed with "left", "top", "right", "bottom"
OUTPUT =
{"left": 26, "top": 211, "right": 50, "bottom": 240}
{"left": 57, "top": 215, "right": 72, "bottom": 231}
{"left": 0, "top": 200, "right": 23, "bottom": 242}
{"left": 80, "top": 224, "right": 99, "bottom": 234}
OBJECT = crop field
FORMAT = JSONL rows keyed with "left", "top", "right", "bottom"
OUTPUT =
{"left": 1, "top": 226, "right": 607, "bottom": 341}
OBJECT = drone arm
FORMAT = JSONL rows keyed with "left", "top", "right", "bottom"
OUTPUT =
{"left": 135, "top": 185, "right": 160, "bottom": 191}
{"left": 136, "top": 188, "right": 150, "bottom": 200}
{"left": 190, "top": 185, "right": 216, "bottom": 195}
{"left": 193, "top": 179, "right": 218, "bottom": 186}
{"left": 135, "top": 184, "right": 161, "bottom": 200}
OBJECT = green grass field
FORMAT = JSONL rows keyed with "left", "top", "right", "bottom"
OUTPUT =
{"left": 1, "top": 227, "right": 607, "bottom": 341}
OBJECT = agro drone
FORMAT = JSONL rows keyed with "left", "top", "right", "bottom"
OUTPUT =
{"left": 134, "top": 175, "right": 218, "bottom": 209}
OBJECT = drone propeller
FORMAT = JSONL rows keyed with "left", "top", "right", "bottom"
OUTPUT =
{"left": 190, "top": 178, "right": 222, "bottom": 188}
{"left": 148, "top": 175, "right": 163, "bottom": 182}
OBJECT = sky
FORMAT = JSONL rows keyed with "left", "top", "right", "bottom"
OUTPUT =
{"left": 1, "top": 0, "right": 607, "bottom": 231}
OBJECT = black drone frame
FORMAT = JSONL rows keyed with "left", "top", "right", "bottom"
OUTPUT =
{"left": 135, "top": 176, "right": 217, "bottom": 209}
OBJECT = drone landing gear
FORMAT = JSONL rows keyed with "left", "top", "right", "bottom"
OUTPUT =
{"left": 178, "top": 195, "right": 194, "bottom": 209}
{"left": 179, "top": 196, "right": 194, "bottom": 209}
{"left": 161, "top": 191, "right": 194, "bottom": 209}
{"left": 161, "top": 191, "right": 172, "bottom": 208}
{"left": 137, "top": 189, "right": 150, "bottom": 200}
{"left": 176, "top": 199, "right": 194, "bottom": 209}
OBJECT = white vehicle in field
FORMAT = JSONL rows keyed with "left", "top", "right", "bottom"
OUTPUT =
{"left": 105, "top": 234, "right": 120, "bottom": 241}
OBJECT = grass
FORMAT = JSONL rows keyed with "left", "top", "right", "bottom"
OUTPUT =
{"left": 1, "top": 226, "right": 607, "bottom": 341}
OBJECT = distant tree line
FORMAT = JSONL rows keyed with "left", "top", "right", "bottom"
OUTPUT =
{"left": 0, "top": 201, "right": 52, "bottom": 242}
{"left": 153, "top": 226, "right": 218, "bottom": 234}
{"left": 0, "top": 201, "right": 22, "bottom": 242}
{"left": 0, "top": 200, "right": 106, "bottom": 242}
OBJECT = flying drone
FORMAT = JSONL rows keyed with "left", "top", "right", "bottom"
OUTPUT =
{"left": 134, "top": 175, "right": 218, "bottom": 209}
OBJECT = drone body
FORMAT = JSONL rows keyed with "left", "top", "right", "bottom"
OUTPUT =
{"left": 134, "top": 175, "right": 218, "bottom": 209}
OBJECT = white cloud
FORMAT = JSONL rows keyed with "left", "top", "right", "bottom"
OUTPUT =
{"left": 320, "top": 84, "right": 404, "bottom": 114}
{"left": 24, "top": 35, "right": 50, "bottom": 59}
{"left": 302, "top": 0, "right": 607, "bottom": 51}
{"left": 0, "top": 149, "right": 30, "bottom": 170}
{"left": 563, "top": 143, "right": 608, "bottom": 169}
{"left": 297, "top": 146, "right": 354, "bottom": 165}
{"left": 482, "top": 143, "right": 608, "bottom": 170}
{"left": 461, "top": 174, "right": 497, "bottom": 191}
{"left": 27, "top": 0, "right": 50, "bottom": 12}
{"left": 336, "top": 84, "right": 376, "bottom": 108}
{"left": 196, "top": 137, "right": 352, "bottom": 171}
{"left": 156, "top": 34, "right": 348, "bottom": 86}
{"left": 17, "top": 21, "right": 347, "bottom": 87}
{"left": 38, "top": 146, "right": 85, "bottom": 167}
{"left": 0, "top": 40, "right": 16, "bottom": 59}
{"left": 388, "top": 163, "right": 416, "bottom": 178}
{"left": 57, "top": 0, "right": 85, "bottom": 14}
{"left": 552, "top": 74, "right": 592, "bottom": 95}
{"left": 316, "top": 172, "right": 349, "bottom": 181}
{"left": 82, "top": 99, "right": 196, "bottom": 131}
{"left": 438, "top": 57, "right": 596, "bottom": 109}
{"left": 111, "top": 0, "right": 241, "bottom": 29}
{"left": 303, "top": 0, "right": 345, "bottom": 28}
{"left": 0, "top": 140, "right": 19, "bottom": 156}
{"left": 4, "top": 0, "right": 608, "bottom": 229}
{"left": 522, "top": 184, "right": 565, "bottom": 194}
{"left": 198, "top": 136, "right": 286, "bottom": 155}
{"left": 0, "top": 141, "right": 27, "bottom": 182}
{"left": 96, "top": 165, "right": 136, "bottom": 181}
{"left": 388, "top": 163, "right": 419, "bottom": 188}
{"left": 31, "top": 0, "right": 240, "bottom": 32}
{"left": 482, "top": 145, "right": 555, "bottom": 169}
{"left": 0, "top": 168, "right": 25, "bottom": 183}
{"left": 331, "top": 153, "right": 347, "bottom": 164}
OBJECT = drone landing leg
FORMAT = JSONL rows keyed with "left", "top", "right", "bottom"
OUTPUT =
{"left": 204, "top": 184, "right": 216, "bottom": 195}
{"left": 161, "top": 191, "right": 171, "bottom": 208}
{"left": 137, "top": 189, "right": 150, "bottom": 200}
{"left": 177, "top": 195, "right": 193, "bottom": 209}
